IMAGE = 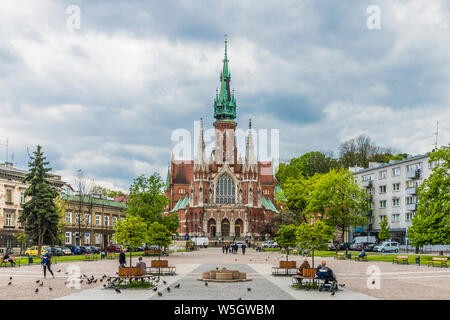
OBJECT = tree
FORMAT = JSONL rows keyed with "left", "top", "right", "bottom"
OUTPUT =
{"left": 283, "top": 174, "right": 319, "bottom": 223}
{"left": 378, "top": 217, "right": 391, "bottom": 242}
{"left": 19, "top": 145, "right": 59, "bottom": 257}
{"left": 408, "top": 145, "right": 450, "bottom": 248}
{"left": 127, "top": 174, "right": 170, "bottom": 230}
{"left": 74, "top": 170, "right": 95, "bottom": 246}
{"left": 274, "top": 225, "right": 299, "bottom": 262}
{"left": 296, "top": 221, "right": 334, "bottom": 268}
{"left": 161, "top": 212, "right": 180, "bottom": 235}
{"left": 114, "top": 215, "right": 148, "bottom": 266}
{"left": 13, "top": 232, "right": 29, "bottom": 256}
{"left": 305, "top": 169, "right": 368, "bottom": 251}
{"left": 147, "top": 222, "right": 172, "bottom": 266}
{"left": 54, "top": 197, "right": 66, "bottom": 245}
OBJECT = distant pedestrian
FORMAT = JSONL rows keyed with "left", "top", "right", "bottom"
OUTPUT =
{"left": 41, "top": 253, "right": 54, "bottom": 279}
{"left": 222, "top": 245, "right": 225, "bottom": 254}
{"left": 119, "top": 249, "right": 126, "bottom": 267}
{"left": 242, "top": 244, "right": 246, "bottom": 255}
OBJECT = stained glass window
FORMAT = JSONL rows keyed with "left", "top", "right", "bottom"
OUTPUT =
{"left": 215, "top": 175, "right": 236, "bottom": 203}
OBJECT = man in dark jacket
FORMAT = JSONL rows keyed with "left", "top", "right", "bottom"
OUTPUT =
{"left": 316, "top": 260, "right": 337, "bottom": 291}
{"left": 119, "top": 249, "right": 126, "bottom": 267}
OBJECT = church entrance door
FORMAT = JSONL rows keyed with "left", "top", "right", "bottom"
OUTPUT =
{"left": 221, "top": 219, "right": 230, "bottom": 237}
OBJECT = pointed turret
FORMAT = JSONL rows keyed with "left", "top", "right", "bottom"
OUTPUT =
{"left": 194, "top": 118, "right": 208, "bottom": 172}
{"left": 214, "top": 35, "right": 237, "bottom": 122}
{"left": 245, "top": 119, "right": 257, "bottom": 172}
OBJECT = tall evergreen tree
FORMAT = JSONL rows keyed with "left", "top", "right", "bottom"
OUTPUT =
{"left": 19, "top": 145, "right": 59, "bottom": 257}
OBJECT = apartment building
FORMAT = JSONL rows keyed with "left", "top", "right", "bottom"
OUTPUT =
{"left": 0, "top": 162, "right": 66, "bottom": 253}
{"left": 351, "top": 154, "right": 437, "bottom": 244}
{"left": 61, "top": 193, "right": 127, "bottom": 248}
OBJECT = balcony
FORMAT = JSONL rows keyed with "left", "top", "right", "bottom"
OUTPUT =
{"left": 406, "top": 203, "right": 417, "bottom": 211}
{"left": 406, "top": 170, "right": 420, "bottom": 179}
{"left": 406, "top": 187, "right": 417, "bottom": 195}
{"left": 361, "top": 180, "right": 373, "bottom": 188}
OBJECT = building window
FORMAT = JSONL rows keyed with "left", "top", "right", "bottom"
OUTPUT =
{"left": 392, "top": 167, "right": 401, "bottom": 176}
{"left": 215, "top": 175, "right": 236, "bottom": 204}
{"left": 380, "top": 215, "right": 387, "bottom": 222}
{"left": 392, "top": 198, "right": 400, "bottom": 207}
{"left": 179, "top": 189, "right": 186, "bottom": 194}
{"left": 96, "top": 214, "right": 101, "bottom": 226}
{"left": 379, "top": 170, "right": 387, "bottom": 179}
{"left": 406, "top": 196, "right": 417, "bottom": 205}
{"left": 392, "top": 214, "right": 400, "bottom": 222}
{"left": 406, "top": 180, "right": 418, "bottom": 189}
{"left": 75, "top": 213, "right": 81, "bottom": 224}
{"left": 95, "top": 234, "right": 100, "bottom": 244}
{"left": 379, "top": 185, "right": 387, "bottom": 194}
{"left": 406, "top": 212, "right": 415, "bottom": 221}
{"left": 65, "top": 232, "right": 72, "bottom": 244}
{"left": 5, "top": 213, "right": 13, "bottom": 226}
{"left": 85, "top": 232, "right": 90, "bottom": 243}
{"left": 407, "top": 163, "right": 422, "bottom": 171}
{"left": 429, "top": 160, "right": 439, "bottom": 169}
{"left": 65, "top": 212, "right": 72, "bottom": 224}
{"left": 104, "top": 216, "right": 110, "bottom": 227}
{"left": 380, "top": 200, "right": 387, "bottom": 208}
{"left": 20, "top": 192, "right": 25, "bottom": 204}
{"left": 392, "top": 183, "right": 400, "bottom": 191}
{"left": 84, "top": 214, "right": 91, "bottom": 226}
{"left": 6, "top": 189, "right": 13, "bottom": 203}
{"left": 362, "top": 174, "right": 374, "bottom": 181}
{"left": 113, "top": 217, "right": 117, "bottom": 228}
{"left": 264, "top": 189, "right": 270, "bottom": 195}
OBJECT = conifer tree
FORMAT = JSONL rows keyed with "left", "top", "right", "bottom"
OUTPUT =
{"left": 19, "top": 145, "right": 59, "bottom": 256}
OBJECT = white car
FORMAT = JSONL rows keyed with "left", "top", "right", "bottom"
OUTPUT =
{"left": 374, "top": 241, "right": 399, "bottom": 253}
{"left": 261, "top": 241, "right": 278, "bottom": 248}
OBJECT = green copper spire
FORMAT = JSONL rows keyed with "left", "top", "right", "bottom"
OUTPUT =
{"left": 214, "top": 35, "right": 237, "bottom": 121}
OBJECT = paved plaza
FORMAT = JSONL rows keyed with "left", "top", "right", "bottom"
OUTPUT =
{"left": 0, "top": 248, "right": 448, "bottom": 300}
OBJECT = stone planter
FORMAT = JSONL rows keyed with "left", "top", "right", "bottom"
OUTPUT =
{"left": 209, "top": 271, "right": 217, "bottom": 279}
{"left": 118, "top": 267, "right": 143, "bottom": 276}
{"left": 216, "top": 272, "right": 233, "bottom": 281}
{"left": 231, "top": 270, "right": 240, "bottom": 279}
{"left": 239, "top": 272, "right": 247, "bottom": 280}
{"left": 202, "top": 272, "right": 210, "bottom": 280}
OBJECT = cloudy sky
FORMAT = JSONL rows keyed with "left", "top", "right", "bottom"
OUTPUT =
{"left": 0, "top": 0, "right": 449, "bottom": 191}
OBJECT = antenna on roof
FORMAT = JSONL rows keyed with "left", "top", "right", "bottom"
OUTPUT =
{"left": 434, "top": 121, "right": 439, "bottom": 150}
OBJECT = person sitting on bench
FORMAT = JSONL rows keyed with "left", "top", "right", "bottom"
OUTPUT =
{"left": 3, "top": 253, "right": 15, "bottom": 266}
{"left": 316, "top": 260, "right": 337, "bottom": 291}
{"left": 136, "top": 256, "right": 147, "bottom": 275}
{"left": 357, "top": 248, "right": 366, "bottom": 261}
{"left": 297, "top": 258, "right": 310, "bottom": 275}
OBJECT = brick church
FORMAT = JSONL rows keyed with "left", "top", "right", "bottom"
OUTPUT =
{"left": 165, "top": 38, "right": 279, "bottom": 240}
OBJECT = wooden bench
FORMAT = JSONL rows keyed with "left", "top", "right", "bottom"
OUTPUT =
{"left": 106, "top": 253, "right": 118, "bottom": 260}
{"left": 272, "top": 261, "right": 297, "bottom": 276}
{"left": 334, "top": 253, "right": 346, "bottom": 260}
{"left": 147, "top": 260, "right": 176, "bottom": 275}
{"left": 427, "top": 257, "right": 448, "bottom": 268}
{"left": 393, "top": 256, "right": 409, "bottom": 264}
{"left": 84, "top": 254, "right": 98, "bottom": 261}
{"left": 354, "top": 254, "right": 368, "bottom": 262}
{"left": 292, "top": 268, "right": 317, "bottom": 286}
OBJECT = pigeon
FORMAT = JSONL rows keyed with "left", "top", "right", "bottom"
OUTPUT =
{"left": 8, "top": 282, "right": 11, "bottom": 286}
{"left": 372, "top": 280, "right": 375, "bottom": 285}
{"left": 152, "top": 287, "right": 158, "bottom": 291}
{"left": 235, "top": 259, "right": 237, "bottom": 261}
{"left": 49, "top": 286, "right": 53, "bottom": 291}
{"left": 174, "top": 284, "right": 180, "bottom": 289}
{"left": 39, "top": 282, "right": 44, "bottom": 287}
{"left": 64, "top": 272, "right": 68, "bottom": 275}
{"left": 331, "top": 290, "right": 335, "bottom": 296}
{"left": 163, "top": 280, "right": 167, "bottom": 285}
{"left": 35, "top": 288, "right": 39, "bottom": 293}
{"left": 100, "top": 279, "right": 103, "bottom": 282}
{"left": 57, "top": 269, "right": 61, "bottom": 272}
{"left": 238, "top": 297, "right": 242, "bottom": 300}
{"left": 80, "top": 280, "right": 83, "bottom": 284}
{"left": 36, "top": 280, "right": 40, "bottom": 284}
{"left": 103, "top": 284, "right": 106, "bottom": 288}
{"left": 9, "top": 277, "right": 12, "bottom": 280}
{"left": 247, "top": 288, "right": 251, "bottom": 292}
{"left": 167, "top": 287, "right": 171, "bottom": 292}
{"left": 339, "top": 284, "right": 345, "bottom": 287}
{"left": 115, "top": 288, "right": 121, "bottom": 293}
{"left": 205, "top": 282, "right": 208, "bottom": 287}
{"left": 216, "top": 267, "right": 219, "bottom": 270}
{"left": 157, "top": 292, "right": 163, "bottom": 296}
{"left": 93, "top": 279, "right": 97, "bottom": 283}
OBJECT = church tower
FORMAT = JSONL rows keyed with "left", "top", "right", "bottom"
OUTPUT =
{"left": 213, "top": 36, "right": 238, "bottom": 166}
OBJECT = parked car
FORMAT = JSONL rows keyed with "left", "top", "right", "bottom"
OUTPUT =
{"left": 80, "top": 246, "right": 92, "bottom": 254}
{"left": 25, "top": 246, "right": 50, "bottom": 257}
{"left": 48, "top": 247, "right": 64, "bottom": 256}
{"left": 235, "top": 242, "right": 244, "bottom": 248}
{"left": 68, "top": 245, "right": 82, "bottom": 255}
{"left": 374, "top": 241, "right": 399, "bottom": 253}
{"left": 107, "top": 244, "right": 122, "bottom": 253}
{"left": 363, "top": 243, "right": 377, "bottom": 252}
{"left": 61, "top": 247, "right": 72, "bottom": 255}
{"left": 88, "top": 246, "right": 101, "bottom": 254}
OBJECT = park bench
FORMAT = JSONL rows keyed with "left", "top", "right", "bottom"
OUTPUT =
{"left": 427, "top": 257, "right": 448, "bottom": 268}
{"left": 106, "top": 253, "right": 118, "bottom": 260}
{"left": 292, "top": 268, "right": 317, "bottom": 286}
{"left": 334, "top": 253, "right": 346, "bottom": 260}
{"left": 147, "top": 260, "right": 176, "bottom": 275}
{"left": 0, "top": 258, "right": 21, "bottom": 267}
{"left": 353, "top": 255, "right": 368, "bottom": 262}
{"left": 84, "top": 254, "right": 98, "bottom": 262}
{"left": 393, "top": 256, "right": 409, "bottom": 264}
{"left": 272, "top": 260, "right": 297, "bottom": 276}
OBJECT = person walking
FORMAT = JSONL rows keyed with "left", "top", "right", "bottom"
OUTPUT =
{"left": 242, "top": 243, "right": 246, "bottom": 255}
{"left": 119, "top": 249, "right": 126, "bottom": 267}
{"left": 222, "top": 245, "right": 225, "bottom": 254}
{"left": 41, "top": 253, "right": 54, "bottom": 279}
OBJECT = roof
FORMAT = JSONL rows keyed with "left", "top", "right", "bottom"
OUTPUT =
{"left": 172, "top": 160, "right": 193, "bottom": 184}
{"left": 261, "top": 196, "right": 279, "bottom": 213}
{"left": 61, "top": 194, "right": 128, "bottom": 209}
{"left": 353, "top": 154, "right": 429, "bottom": 175}
{"left": 170, "top": 195, "right": 190, "bottom": 212}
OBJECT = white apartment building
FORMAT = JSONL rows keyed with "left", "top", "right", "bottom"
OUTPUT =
{"left": 351, "top": 154, "right": 438, "bottom": 244}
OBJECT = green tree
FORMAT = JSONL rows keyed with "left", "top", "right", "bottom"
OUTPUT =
{"left": 296, "top": 221, "right": 334, "bottom": 268}
{"left": 147, "top": 222, "right": 172, "bottom": 265}
{"left": 19, "top": 146, "right": 59, "bottom": 257}
{"left": 161, "top": 212, "right": 180, "bottom": 235}
{"left": 274, "top": 224, "right": 299, "bottom": 262}
{"left": 378, "top": 217, "right": 391, "bottom": 242}
{"left": 113, "top": 215, "right": 148, "bottom": 266}
{"left": 408, "top": 145, "right": 450, "bottom": 248}
{"left": 306, "top": 169, "right": 368, "bottom": 250}
{"left": 14, "top": 232, "right": 29, "bottom": 256}
{"left": 54, "top": 197, "right": 66, "bottom": 245}
{"left": 283, "top": 174, "right": 320, "bottom": 223}
{"left": 127, "top": 174, "right": 170, "bottom": 230}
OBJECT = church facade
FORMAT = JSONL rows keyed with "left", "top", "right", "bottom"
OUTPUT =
{"left": 165, "top": 39, "right": 279, "bottom": 240}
